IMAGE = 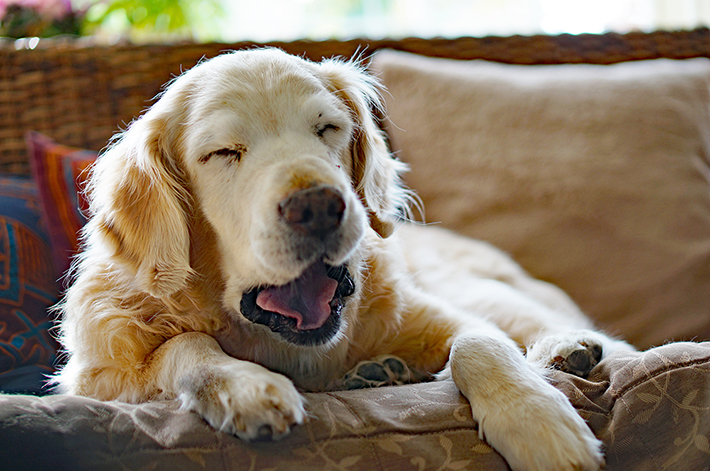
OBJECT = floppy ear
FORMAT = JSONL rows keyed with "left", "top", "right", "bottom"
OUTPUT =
{"left": 85, "top": 101, "right": 193, "bottom": 299}
{"left": 317, "top": 57, "right": 412, "bottom": 238}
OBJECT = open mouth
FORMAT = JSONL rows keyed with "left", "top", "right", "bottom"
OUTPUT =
{"left": 240, "top": 261, "right": 355, "bottom": 346}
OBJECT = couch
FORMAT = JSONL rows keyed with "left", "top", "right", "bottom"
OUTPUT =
{"left": 0, "top": 29, "right": 709, "bottom": 470}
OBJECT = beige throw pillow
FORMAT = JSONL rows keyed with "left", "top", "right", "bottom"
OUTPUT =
{"left": 370, "top": 50, "right": 710, "bottom": 349}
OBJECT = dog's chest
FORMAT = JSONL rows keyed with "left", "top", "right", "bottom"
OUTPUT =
{"left": 211, "top": 316, "right": 347, "bottom": 391}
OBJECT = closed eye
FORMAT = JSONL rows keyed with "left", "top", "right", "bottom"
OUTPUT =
{"left": 199, "top": 144, "right": 247, "bottom": 164}
{"left": 316, "top": 123, "right": 340, "bottom": 138}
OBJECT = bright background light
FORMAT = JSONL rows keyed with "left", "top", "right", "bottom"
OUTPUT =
{"left": 214, "top": 0, "right": 710, "bottom": 43}
{"left": 68, "top": 0, "right": 710, "bottom": 43}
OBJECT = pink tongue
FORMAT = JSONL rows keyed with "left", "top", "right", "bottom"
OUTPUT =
{"left": 256, "top": 262, "right": 339, "bottom": 330}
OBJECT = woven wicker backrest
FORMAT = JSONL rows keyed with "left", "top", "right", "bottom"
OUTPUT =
{"left": 1, "top": 29, "right": 710, "bottom": 175}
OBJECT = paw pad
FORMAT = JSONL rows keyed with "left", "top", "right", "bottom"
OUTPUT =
{"left": 551, "top": 341, "right": 603, "bottom": 378}
{"left": 338, "top": 355, "right": 428, "bottom": 390}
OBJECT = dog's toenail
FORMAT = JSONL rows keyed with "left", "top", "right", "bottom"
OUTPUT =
{"left": 591, "top": 344, "right": 603, "bottom": 361}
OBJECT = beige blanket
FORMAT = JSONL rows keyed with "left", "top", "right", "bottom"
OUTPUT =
{"left": 1, "top": 342, "right": 709, "bottom": 470}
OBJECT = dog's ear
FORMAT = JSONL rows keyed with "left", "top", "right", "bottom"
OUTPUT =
{"left": 317, "top": 58, "right": 411, "bottom": 238}
{"left": 85, "top": 100, "right": 193, "bottom": 298}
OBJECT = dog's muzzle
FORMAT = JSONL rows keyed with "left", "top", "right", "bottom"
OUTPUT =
{"left": 240, "top": 262, "right": 355, "bottom": 346}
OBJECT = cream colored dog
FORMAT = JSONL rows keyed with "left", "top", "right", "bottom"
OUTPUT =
{"left": 54, "top": 49, "right": 633, "bottom": 471}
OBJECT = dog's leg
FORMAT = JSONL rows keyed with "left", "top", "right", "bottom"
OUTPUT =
{"left": 399, "top": 225, "right": 635, "bottom": 379}
{"left": 389, "top": 289, "right": 604, "bottom": 471}
{"left": 446, "top": 327, "right": 604, "bottom": 471}
{"left": 148, "top": 332, "right": 306, "bottom": 440}
{"left": 433, "top": 276, "right": 635, "bottom": 378}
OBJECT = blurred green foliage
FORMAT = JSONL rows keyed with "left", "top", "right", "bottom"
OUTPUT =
{"left": 82, "top": 0, "right": 225, "bottom": 41}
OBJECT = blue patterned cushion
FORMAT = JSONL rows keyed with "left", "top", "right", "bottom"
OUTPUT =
{"left": 0, "top": 176, "right": 60, "bottom": 394}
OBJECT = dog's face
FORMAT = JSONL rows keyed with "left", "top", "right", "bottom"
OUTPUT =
{"left": 85, "top": 49, "right": 409, "bottom": 354}
{"left": 181, "top": 51, "right": 369, "bottom": 347}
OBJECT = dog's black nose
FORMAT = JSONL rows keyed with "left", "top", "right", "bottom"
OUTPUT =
{"left": 279, "top": 186, "right": 345, "bottom": 239}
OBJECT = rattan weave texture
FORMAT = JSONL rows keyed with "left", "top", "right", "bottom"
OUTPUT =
{"left": 1, "top": 29, "right": 709, "bottom": 175}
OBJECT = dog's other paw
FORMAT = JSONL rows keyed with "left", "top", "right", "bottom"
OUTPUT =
{"left": 526, "top": 330, "right": 606, "bottom": 378}
{"left": 484, "top": 385, "right": 605, "bottom": 471}
{"left": 451, "top": 336, "right": 604, "bottom": 471}
{"left": 178, "top": 360, "right": 306, "bottom": 441}
{"left": 337, "top": 355, "right": 430, "bottom": 389}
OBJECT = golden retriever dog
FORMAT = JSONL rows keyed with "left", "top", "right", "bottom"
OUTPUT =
{"left": 54, "top": 48, "right": 633, "bottom": 471}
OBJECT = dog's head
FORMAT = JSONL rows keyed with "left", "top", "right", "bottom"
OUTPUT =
{"left": 83, "top": 49, "right": 410, "bottom": 349}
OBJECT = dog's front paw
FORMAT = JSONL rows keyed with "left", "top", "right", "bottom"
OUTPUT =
{"left": 178, "top": 360, "right": 305, "bottom": 440}
{"left": 479, "top": 385, "right": 604, "bottom": 471}
{"left": 526, "top": 330, "right": 605, "bottom": 378}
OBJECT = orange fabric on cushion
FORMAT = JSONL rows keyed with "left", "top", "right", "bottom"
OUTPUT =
{"left": 26, "top": 132, "right": 96, "bottom": 277}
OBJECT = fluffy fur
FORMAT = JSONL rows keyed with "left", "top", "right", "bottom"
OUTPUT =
{"left": 54, "top": 49, "right": 633, "bottom": 471}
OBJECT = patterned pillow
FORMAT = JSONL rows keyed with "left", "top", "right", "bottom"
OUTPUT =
{"left": 0, "top": 176, "right": 60, "bottom": 393}
{"left": 25, "top": 132, "right": 97, "bottom": 276}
